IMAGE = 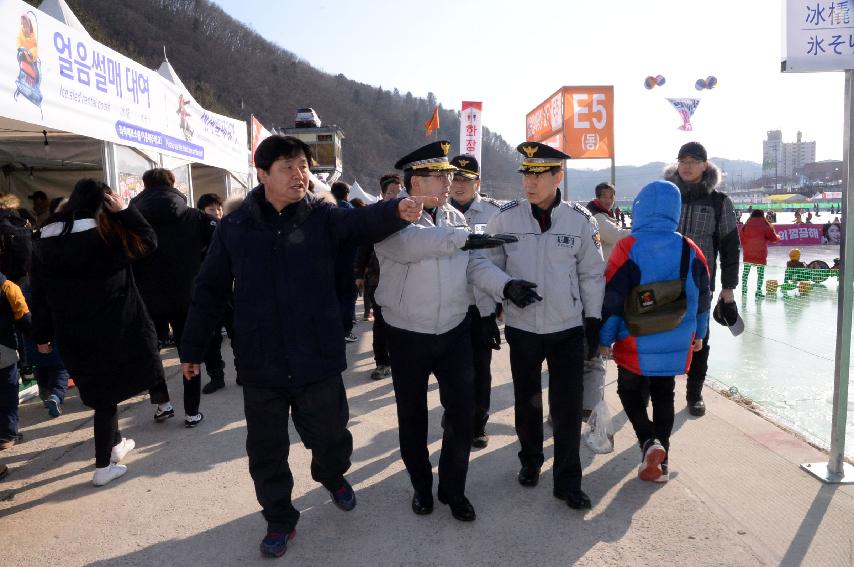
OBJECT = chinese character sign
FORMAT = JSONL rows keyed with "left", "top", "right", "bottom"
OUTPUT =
{"left": 769, "top": 224, "right": 824, "bottom": 245}
{"left": 459, "top": 101, "right": 483, "bottom": 166}
{"left": 784, "top": 0, "right": 854, "bottom": 72}
{"left": 525, "top": 88, "right": 564, "bottom": 142}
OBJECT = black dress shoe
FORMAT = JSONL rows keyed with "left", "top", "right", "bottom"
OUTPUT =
{"left": 437, "top": 492, "right": 476, "bottom": 522}
{"left": 411, "top": 492, "right": 434, "bottom": 515}
{"left": 688, "top": 398, "right": 706, "bottom": 417}
{"left": 202, "top": 380, "right": 225, "bottom": 394}
{"left": 517, "top": 466, "right": 540, "bottom": 487}
{"left": 564, "top": 489, "right": 592, "bottom": 510}
{"left": 472, "top": 430, "right": 488, "bottom": 449}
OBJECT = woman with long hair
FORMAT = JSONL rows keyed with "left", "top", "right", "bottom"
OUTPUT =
{"left": 30, "top": 178, "right": 163, "bottom": 486}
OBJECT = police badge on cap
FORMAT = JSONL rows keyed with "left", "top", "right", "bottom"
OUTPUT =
{"left": 516, "top": 142, "right": 571, "bottom": 174}
{"left": 450, "top": 155, "right": 480, "bottom": 179}
{"left": 395, "top": 141, "right": 458, "bottom": 172}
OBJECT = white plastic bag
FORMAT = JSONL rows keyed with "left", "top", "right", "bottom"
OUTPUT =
{"left": 583, "top": 400, "right": 614, "bottom": 454}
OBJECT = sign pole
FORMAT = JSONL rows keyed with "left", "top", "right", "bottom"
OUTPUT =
{"left": 801, "top": 69, "right": 854, "bottom": 484}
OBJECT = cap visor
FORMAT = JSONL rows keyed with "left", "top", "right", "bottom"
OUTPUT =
{"left": 726, "top": 313, "right": 745, "bottom": 336}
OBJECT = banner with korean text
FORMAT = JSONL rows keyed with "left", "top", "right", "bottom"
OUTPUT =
{"left": 459, "top": 101, "right": 483, "bottom": 165}
{"left": 769, "top": 224, "right": 824, "bottom": 246}
{"left": 525, "top": 86, "right": 614, "bottom": 159}
{"left": 0, "top": 0, "right": 248, "bottom": 174}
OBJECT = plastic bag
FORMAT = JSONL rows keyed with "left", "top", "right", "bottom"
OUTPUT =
{"left": 583, "top": 400, "right": 614, "bottom": 454}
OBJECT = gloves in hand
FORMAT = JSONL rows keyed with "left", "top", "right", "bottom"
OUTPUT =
{"left": 461, "top": 233, "right": 519, "bottom": 251}
{"left": 482, "top": 314, "right": 501, "bottom": 350}
{"left": 503, "top": 279, "right": 542, "bottom": 308}
{"left": 584, "top": 317, "right": 602, "bottom": 359}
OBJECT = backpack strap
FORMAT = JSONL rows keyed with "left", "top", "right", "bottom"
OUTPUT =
{"left": 679, "top": 237, "right": 690, "bottom": 282}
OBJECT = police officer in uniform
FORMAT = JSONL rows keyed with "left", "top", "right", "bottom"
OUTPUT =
{"left": 448, "top": 154, "right": 503, "bottom": 449}
{"left": 485, "top": 142, "right": 605, "bottom": 510}
{"left": 375, "top": 141, "right": 539, "bottom": 522}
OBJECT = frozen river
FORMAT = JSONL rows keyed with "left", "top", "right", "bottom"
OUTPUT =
{"left": 708, "top": 240, "right": 853, "bottom": 458}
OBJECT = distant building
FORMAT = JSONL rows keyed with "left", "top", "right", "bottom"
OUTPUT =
{"left": 762, "top": 130, "right": 816, "bottom": 177}
{"left": 801, "top": 160, "right": 843, "bottom": 184}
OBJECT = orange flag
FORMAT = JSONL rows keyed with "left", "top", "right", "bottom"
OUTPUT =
{"left": 424, "top": 107, "right": 440, "bottom": 137}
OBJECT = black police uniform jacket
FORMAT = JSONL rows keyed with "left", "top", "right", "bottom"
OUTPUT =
{"left": 180, "top": 186, "right": 407, "bottom": 388}
{"left": 130, "top": 186, "right": 217, "bottom": 315}
{"left": 30, "top": 207, "right": 164, "bottom": 409}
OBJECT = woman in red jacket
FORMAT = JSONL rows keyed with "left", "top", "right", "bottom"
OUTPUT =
{"left": 741, "top": 209, "right": 780, "bottom": 297}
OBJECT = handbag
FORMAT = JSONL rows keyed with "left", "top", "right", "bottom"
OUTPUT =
{"left": 623, "top": 238, "right": 690, "bottom": 337}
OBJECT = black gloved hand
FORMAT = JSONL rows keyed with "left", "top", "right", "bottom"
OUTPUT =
{"left": 584, "top": 317, "right": 602, "bottom": 360}
{"left": 482, "top": 314, "right": 501, "bottom": 350}
{"left": 461, "top": 233, "right": 518, "bottom": 251}
{"left": 503, "top": 279, "right": 542, "bottom": 308}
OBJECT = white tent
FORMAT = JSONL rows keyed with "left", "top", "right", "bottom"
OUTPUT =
{"left": 349, "top": 180, "right": 379, "bottom": 204}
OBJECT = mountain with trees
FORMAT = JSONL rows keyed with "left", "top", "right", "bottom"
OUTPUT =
{"left": 27, "top": 0, "right": 763, "bottom": 201}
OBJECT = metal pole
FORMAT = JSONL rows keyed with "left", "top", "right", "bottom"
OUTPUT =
{"left": 802, "top": 69, "right": 854, "bottom": 483}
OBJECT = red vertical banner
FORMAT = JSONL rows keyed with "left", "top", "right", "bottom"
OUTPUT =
{"left": 250, "top": 114, "right": 271, "bottom": 166}
{"left": 460, "top": 101, "right": 483, "bottom": 165}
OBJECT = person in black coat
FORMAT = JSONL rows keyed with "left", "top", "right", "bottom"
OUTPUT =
{"left": 30, "top": 178, "right": 162, "bottom": 487}
{"left": 130, "top": 169, "right": 216, "bottom": 427}
{"left": 178, "top": 135, "right": 430, "bottom": 558}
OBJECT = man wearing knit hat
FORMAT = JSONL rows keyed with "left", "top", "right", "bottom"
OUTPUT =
{"left": 664, "top": 141, "right": 741, "bottom": 417}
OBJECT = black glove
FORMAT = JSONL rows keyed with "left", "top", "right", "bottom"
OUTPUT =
{"left": 461, "top": 233, "right": 518, "bottom": 251}
{"left": 482, "top": 314, "right": 501, "bottom": 350}
{"left": 503, "top": 279, "right": 542, "bottom": 308}
{"left": 584, "top": 317, "right": 602, "bottom": 359}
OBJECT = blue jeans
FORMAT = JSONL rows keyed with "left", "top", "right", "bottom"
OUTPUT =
{"left": 37, "top": 366, "right": 69, "bottom": 403}
{"left": 0, "top": 364, "right": 19, "bottom": 438}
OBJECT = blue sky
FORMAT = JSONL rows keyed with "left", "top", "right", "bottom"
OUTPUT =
{"left": 213, "top": 0, "right": 844, "bottom": 168}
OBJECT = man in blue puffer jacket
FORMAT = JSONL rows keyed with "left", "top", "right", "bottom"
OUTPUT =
{"left": 599, "top": 180, "right": 711, "bottom": 483}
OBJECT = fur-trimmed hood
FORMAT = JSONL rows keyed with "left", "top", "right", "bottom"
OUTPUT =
{"left": 663, "top": 162, "right": 722, "bottom": 195}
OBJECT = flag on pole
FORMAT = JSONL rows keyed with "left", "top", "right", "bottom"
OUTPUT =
{"left": 424, "top": 107, "right": 440, "bottom": 137}
{"left": 665, "top": 98, "right": 701, "bottom": 131}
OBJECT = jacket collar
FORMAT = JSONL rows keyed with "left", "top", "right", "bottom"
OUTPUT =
{"left": 664, "top": 162, "right": 722, "bottom": 196}
{"left": 243, "top": 185, "right": 320, "bottom": 229}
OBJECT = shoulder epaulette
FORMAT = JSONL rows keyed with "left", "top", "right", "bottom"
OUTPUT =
{"left": 571, "top": 203, "right": 592, "bottom": 219}
{"left": 499, "top": 200, "right": 519, "bottom": 212}
{"left": 481, "top": 197, "right": 502, "bottom": 208}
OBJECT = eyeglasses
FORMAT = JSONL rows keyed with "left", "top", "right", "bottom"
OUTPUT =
{"left": 417, "top": 171, "right": 454, "bottom": 181}
{"left": 678, "top": 158, "right": 705, "bottom": 167}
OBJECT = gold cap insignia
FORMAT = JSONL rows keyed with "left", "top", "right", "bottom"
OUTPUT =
{"left": 440, "top": 142, "right": 451, "bottom": 156}
{"left": 522, "top": 145, "right": 538, "bottom": 158}
{"left": 458, "top": 159, "right": 469, "bottom": 167}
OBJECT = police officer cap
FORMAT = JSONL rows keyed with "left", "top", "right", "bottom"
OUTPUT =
{"left": 395, "top": 140, "right": 458, "bottom": 172}
{"left": 516, "top": 142, "right": 571, "bottom": 174}
{"left": 450, "top": 155, "right": 480, "bottom": 179}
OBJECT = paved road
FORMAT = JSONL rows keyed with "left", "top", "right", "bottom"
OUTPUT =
{"left": 1, "top": 319, "right": 853, "bottom": 566}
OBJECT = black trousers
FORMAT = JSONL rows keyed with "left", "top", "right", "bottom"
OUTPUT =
{"left": 386, "top": 319, "right": 474, "bottom": 498}
{"left": 617, "top": 367, "right": 675, "bottom": 453}
{"left": 467, "top": 306, "right": 494, "bottom": 432}
{"left": 148, "top": 309, "right": 201, "bottom": 415}
{"left": 243, "top": 376, "right": 353, "bottom": 533}
{"left": 94, "top": 404, "right": 121, "bottom": 468}
{"left": 505, "top": 325, "right": 585, "bottom": 493}
{"left": 371, "top": 295, "right": 391, "bottom": 367}
{"left": 203, "top": 327, "right": 226, "bottom": 384}
{"left": 686, "top": 328, "right": 710, "bottom": 402}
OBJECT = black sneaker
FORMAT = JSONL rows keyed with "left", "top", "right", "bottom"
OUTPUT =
{"left": 330, "top": 479, "right": 357, "bottom": 511}
{"left": 344, "top": 333, "right": 358, "bottom": 343}
{"left": 472, "top": 429, "right": 488, "bottom": 449}
{"left": 0, "top": 433, "right": 23, "bottom": 450}
{"left": 202, "top": 380, "right": 225, "bottom": 394}
{"left": 260, "top": 529, "right": 296, "bottom": 558}
{"left": 154, "top": 406, "right": 174, "bottom": 422}
{"left": 184, "top": 412, "right": 204, "bottom": 428}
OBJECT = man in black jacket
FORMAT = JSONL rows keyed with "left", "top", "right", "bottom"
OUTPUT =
{"left": 131, "top": 169, "right": 216, "bottom": 427}
{"left": 179, "top": 135, "right": 428, "bottom": 558}
{"left": 665, "top": 142, "right": 740, "bottom": 417}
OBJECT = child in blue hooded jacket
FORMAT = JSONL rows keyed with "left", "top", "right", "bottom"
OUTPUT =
{"left": 599, "top": 180, "right": 711, "bottom": 482}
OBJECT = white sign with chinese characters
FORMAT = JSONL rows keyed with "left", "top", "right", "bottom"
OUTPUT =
{"left": 784, "top": 0, "right": 854, "bottom": 72}
{"left": 459, "top": 101, "right": 483, "bottom": 166}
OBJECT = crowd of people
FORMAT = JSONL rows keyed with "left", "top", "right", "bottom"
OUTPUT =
{"left": 0, "top": 137, "right": 745, "bottom": 559}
